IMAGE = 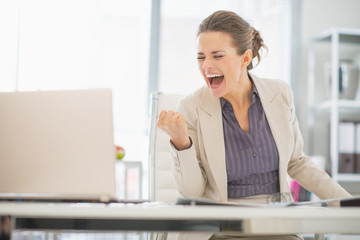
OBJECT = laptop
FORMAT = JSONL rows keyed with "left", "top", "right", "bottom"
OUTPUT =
{"left": 0, "top": 89, "right": 142, "bottom": 203}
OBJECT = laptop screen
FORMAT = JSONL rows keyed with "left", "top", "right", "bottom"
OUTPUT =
{"left": 0, "top": 89, "right": 116, "bottom": 200}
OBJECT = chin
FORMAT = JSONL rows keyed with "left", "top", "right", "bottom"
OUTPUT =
{"left": 208, "top": 88, "right": 224, "bottom": 99}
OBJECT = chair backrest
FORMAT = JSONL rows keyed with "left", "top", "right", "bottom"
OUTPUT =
{"left": 149, "top": 92, "right": 184, "bottom": 204}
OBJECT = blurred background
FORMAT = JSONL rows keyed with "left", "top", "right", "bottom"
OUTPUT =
{"left": 1, "top": 0, "right": 360, "bottom": 199}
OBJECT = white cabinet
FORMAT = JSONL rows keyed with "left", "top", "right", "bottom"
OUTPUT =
{"left": 307, "top": 28, "right": 360, "bottom": 183}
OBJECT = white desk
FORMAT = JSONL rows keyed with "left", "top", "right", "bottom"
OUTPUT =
{"left": 1, "top": 202, "right": 360, "bottom": 235}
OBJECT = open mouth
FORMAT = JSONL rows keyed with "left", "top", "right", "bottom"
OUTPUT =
{"left": 207, "top": 74, "right": 224, "bottom": 87}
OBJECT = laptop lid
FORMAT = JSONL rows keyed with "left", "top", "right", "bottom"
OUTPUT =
{"left": 0, "top": 89, "right": 116, "bottom": 202}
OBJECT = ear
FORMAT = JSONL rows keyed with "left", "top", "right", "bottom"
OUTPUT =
{"left": 242, "top": 49, "right": 253, "bottom": 67}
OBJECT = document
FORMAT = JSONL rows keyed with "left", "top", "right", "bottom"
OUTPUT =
{"left": 176, "top": 195, "right": 360, "bottom": 207}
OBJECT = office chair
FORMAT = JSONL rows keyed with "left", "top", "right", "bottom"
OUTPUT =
{"left": 149, "top": 92, "right": 183, "bottom": 204}
{"left": 149, "top": 92, "right": 184, "bottom": 240}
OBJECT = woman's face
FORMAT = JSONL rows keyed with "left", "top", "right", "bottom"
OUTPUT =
{"left": 197, "top": 31, "right": 247, "bottom": 98}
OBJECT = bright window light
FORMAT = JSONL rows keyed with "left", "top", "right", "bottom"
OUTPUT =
{"left": 0, "top": 0, "right": 151, "bottom": 162}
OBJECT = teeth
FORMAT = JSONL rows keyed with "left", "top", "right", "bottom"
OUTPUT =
{"left": 206, "top": 74, "right": 223, "bottom": 78}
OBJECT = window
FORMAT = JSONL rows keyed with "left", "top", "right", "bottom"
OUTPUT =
{"left": 159, "top": 0, "right": 291, "bottom": 95}
{"left": 0, "top": 0, "right": 151, "bottom": 162}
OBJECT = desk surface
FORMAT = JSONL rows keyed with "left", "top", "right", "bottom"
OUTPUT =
{"left": 1, "top": 202, "right": 360, "bottom": 234}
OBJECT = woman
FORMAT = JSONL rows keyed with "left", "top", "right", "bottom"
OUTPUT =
{"left": 157, "top": 10, "right": 351, "bottom": 240}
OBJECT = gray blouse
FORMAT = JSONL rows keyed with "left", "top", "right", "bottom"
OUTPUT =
{"left": 220, "top": 84, "right": 280, "bottom": 198}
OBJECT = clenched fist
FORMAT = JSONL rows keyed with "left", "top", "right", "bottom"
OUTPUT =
{"left": 157, "top": 110, "right": 191, "bottom": 150}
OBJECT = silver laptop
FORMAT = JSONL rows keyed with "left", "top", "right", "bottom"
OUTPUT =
{"left": 0, "top": 89, "right": 132, "bottom": 203}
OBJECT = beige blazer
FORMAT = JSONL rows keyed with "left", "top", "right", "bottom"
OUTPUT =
{"left": 170, "top": 74, "right": 350, "bottom": 203}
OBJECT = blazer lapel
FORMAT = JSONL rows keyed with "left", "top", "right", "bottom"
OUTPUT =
{"left": 198, "top": 90, "right": 228, "bottom": 201}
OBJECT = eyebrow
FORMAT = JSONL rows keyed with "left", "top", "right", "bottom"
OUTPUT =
{"left": 197, "top": 51, "right": 225, "bottom": 55}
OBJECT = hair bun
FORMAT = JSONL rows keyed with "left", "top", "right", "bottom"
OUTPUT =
{"left": 253, "top": 28, "right": 260, "bottom": 38}
{"left": 251, "top": 27, "right": 267, "bottom": 70}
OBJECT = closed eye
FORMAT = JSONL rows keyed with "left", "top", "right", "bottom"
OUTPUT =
{"left": 197, "top": 53, "right": 224, "bottom": 61}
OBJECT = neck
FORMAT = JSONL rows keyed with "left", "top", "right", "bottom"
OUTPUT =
{"left": 223, "top": 74, "right": 253, "bottom": 110}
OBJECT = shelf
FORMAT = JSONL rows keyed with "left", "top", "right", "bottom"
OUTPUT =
{"left": 312, "top": 28, "right": 360, "bottom": 43}
{"left": 337, "top": 174, "right": 360, "bottom": 182}
{"left": 308, "top": 28, "right": 360, "bottom": 186}
{"left": 311, "top": 100, "right": 360, "bottom": 113}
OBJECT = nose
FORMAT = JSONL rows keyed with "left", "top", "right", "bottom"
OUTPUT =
{"left": 201, "top": 58, "right": 214, "bottom": 71}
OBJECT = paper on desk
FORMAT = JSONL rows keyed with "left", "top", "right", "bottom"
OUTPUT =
{"left": 176, "top": 195, "right": 360, "bottom": 207}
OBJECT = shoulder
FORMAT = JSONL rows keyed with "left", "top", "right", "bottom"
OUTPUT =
{"left": 251, "top": 74, "right": 293, "bottom": 104}
{"left": 176, "top": 85, "right": 210, "bottom": 125}
{"left": 252, "top": 74, "right": 291, "bottom": 92}
{"left": 177, "top": 85, "right": 208, "bottom": 110}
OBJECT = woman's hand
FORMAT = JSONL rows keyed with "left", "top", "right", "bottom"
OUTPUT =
{"left": 157, "top": 110, "right": 191, "bottom": 150}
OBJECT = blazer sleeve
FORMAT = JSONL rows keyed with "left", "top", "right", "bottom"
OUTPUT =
{"left": 169, "top": 97, "right": 207, "bottom": 198}
{"left": 284, "top": 84, "right": 351, "bottom": 204}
